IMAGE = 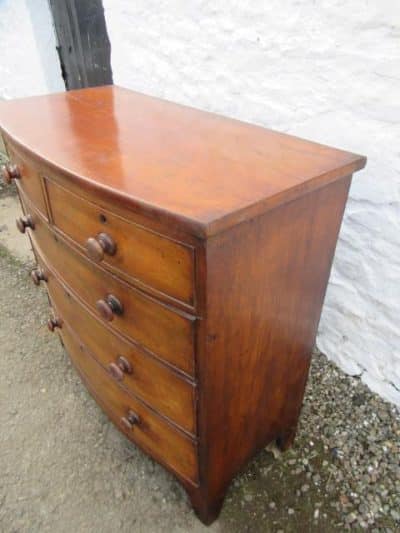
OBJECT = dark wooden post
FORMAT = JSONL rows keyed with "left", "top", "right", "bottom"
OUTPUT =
{"left": 48, "top": 0, "right": 113, "bottom": 90}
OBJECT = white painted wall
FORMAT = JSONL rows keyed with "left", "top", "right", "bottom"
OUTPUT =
{"left": 104, "top": 0, "right": 400, "bottom": 405}
{"left": 0, "top": 0, "right": 63, "bottom": 99}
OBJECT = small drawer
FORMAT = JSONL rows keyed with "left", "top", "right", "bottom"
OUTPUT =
{"left": 5, "top": 140, "right": 48, "bottom": 218}
{"left": 21, "top": 193, "right": 195, "bottom": 376}
{"left": 44, "top": 178, "right": 195, "bottom": 306}
{"left": 40, "top": 255, "right": 196, "bottom": 435}
{"left": 57, "top": 322, "right": 198, "bottom": 485}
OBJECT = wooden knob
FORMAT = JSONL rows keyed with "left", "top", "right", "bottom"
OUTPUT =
{"left": 120, "top": 409, "right": 140, "bottom": 430}
{"left": 1, "top": 163, "right": 21, "bottom": 184}
{"left": 47, "top": 317, "right": 63, "bottom": 332}
{"left": 108, "top": 362, "right": 124, "bottom": 381}
{"left": 96, "top": 294, "right": 123, "bottom": 322}
{"left": 96, "top": 299, "right": 114, "bottom": 321}
{"left": 31, "top": 268, "right": 47, "bottom": 286}
{"left": 85, "top": 233, "right": 116, "bottom": 262}
{"left": 108, "top": 356, "right": 132, "bottom": 381}
{"left": 116, "top": 355, "right": 132, "bottom": 374}
{"left": 16, "top": 215, "right": 34, "bottom": 234}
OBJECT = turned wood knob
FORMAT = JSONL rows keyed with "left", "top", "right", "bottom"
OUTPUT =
{"left": 108, "top": 362, "right": 124, "bottom": 381}
{"left": 16, "top": 214, "right": 34, "bottom": 233}
{"left": 116, "top": 355, "right": 132, "bottom": 374}
{"left": 1, "top": 163, "right": 21, "bottom": 184}
{"left": 108, "top": 356, "right": 132, "bottom": 381}
{"left": 85, "top": 233, "right": 116, "bottom": 262}
{"left": 120, "top": 409, "right": 140, "bottom": 430}
{"left": 31, "top": 268, "right": 47, "bottom": 285}
{"left": 96, "top": 294, "right": 123, "bottom": 321}
{"left": 47, "top": 317, "right": 63, "bottom": 332}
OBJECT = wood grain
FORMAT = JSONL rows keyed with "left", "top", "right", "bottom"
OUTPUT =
{"left": 20, "top": 191, "right": 196, "bottom": 376}
{"left": 192, "top": 177, "right": 353, "bottom": 522}
{"left": 58, "top": 321, "right": 199, "bottom": 485}
{"left": 40, "top": 253, "right": 197, "bottom": 435}
{"left": 45, "top": 177, "right": 195, "bottom": 305}
{"left": 0, "top": 85, "right": 366, "bottom": 237}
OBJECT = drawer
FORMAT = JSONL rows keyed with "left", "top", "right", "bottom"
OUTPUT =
{"left": 39, "top": 252, "right": 196, "bottom": 435}
{"left": 44, "top": 178, "right": 195, "bottom": 306}
{"left": 21, "top": 192, "right": 195, "bottom": 376}
{"left": 6, "top": 139, "right": 48, "bottom": 218}
{"left": 58, "top": 322, "right": 198, "bottom": 485}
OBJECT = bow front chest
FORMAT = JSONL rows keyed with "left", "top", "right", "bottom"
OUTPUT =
{"left": 0, "top": 86, "right": 366, "bottom": 524}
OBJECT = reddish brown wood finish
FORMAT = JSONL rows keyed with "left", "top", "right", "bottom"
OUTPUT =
{"left": 0, "top": 86, "right": 365, "bottom": 238}
{"left": 37, "top": 251, "right": 196, "bottom": 435}
{"left": 45, "top": 177, "right": 195, "bottom": 305}
{"left": 58, "top": 322, "right": 199, "bottom": 485}
{"left": 18, "top": 192, "right": 196, "bottom": 376}
{"left": 192, "top": 177, "right": 353, "bottom": 523}
{"left": 0, "top": 86, "right": 366, "bottom": 525}
{"left": 5, "top": 142, "right": 48, "bottom": 217}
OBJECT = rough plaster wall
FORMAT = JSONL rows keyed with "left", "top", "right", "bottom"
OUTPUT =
{"left": 104, "top": 1, "right": 400, "bottom": 405}
{"left": 0, "top": 0, "right": 63, "bottom": 99}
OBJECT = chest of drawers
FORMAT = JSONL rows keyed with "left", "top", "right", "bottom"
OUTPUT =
{"left": 0, "top": 86, "right": 366, "bottom": 524}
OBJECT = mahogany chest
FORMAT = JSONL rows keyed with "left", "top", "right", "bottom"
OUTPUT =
{"left": 0, "top": 86, "right": 366, "bottom": 524}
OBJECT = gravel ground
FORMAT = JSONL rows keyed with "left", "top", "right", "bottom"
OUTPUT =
{"left": 0, "top": 223, "right": 399, "bottom": 531}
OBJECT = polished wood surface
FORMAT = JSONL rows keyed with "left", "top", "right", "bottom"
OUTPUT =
{"left": 45, "top": 177, "right": 195, "bottom": 305}
{"left": 58, "top": 322, "right": 198, "bottom": 485}
{"left": 37, "top": 252, "right": 196, "bottom": 435}
{"left": 19, "top": 191, "right": 195, "bottom": 376}
{"left": 0, "top": 85, "right": 366, "bottom": 237}
{"left": 194, "top": 177, "right": 353, "bottom": 521}
{"left": 0, "top": 86, "right": 366, "bottom": 525}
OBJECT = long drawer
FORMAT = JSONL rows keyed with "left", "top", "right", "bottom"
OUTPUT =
{"left": 21, "top": 193, "right": 196, "bottom": 376}
{"left": 44, "top": 177, "right": 195, "bottom": 306}
{"left": 57, "top": 321, "right": 199, "bottom": 485}
{"left": 36, "top": 249, "right": 196, "bottom": 435}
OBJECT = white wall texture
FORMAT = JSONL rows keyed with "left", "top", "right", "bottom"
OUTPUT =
{"left": 0, "top": 0, "right": 63, "bottom": 99}
{"left": 103, "top": 0, "right": 400, "bottom": 405}
{"left": 0, "top": 1, "right": 398, "bottom": 405}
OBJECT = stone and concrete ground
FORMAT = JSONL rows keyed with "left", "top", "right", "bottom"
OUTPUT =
{"left": 0, "top": 169, "right": 399, "bottom": 532}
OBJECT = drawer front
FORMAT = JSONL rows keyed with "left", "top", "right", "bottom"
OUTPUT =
{"left": 6, "top": 140, "right": 48, "bottom": 217}
{"left": 45, "top": 178, "right": 195, "bottom": 306}
{"left": 58, "top": 322, "right": 198, "bottom": 485}
{"left": 40, "top": 254, "right": 196, "bottom": 435}
{"left": 21, "top": 193, "right": 195, "bottom": 376}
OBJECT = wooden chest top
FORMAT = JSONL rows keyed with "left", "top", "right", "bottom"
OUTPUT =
{"left": 0, "top": 85, "right": 365, "bottom": 237}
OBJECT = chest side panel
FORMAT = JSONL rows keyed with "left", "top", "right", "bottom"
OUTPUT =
{"left": 196, "top": 176, "right": 352, "bottom": 501}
